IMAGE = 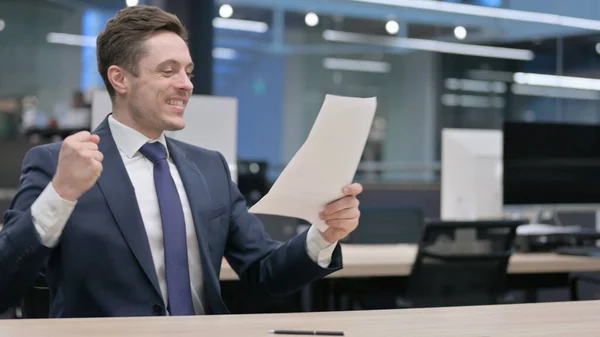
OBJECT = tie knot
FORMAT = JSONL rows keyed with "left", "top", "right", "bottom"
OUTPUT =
{"left": 139, "top": 142, "right": 167, "bottom": 164}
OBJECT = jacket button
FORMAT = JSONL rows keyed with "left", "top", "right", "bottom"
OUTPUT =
{"left": 153, "top": 304, "right": 165, "bottom": 316}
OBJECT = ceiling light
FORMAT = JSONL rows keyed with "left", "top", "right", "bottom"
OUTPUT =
{"left": 385, "top": 20, "right": 399, "bottom": 35}
{"left": 514, "top": 72, "right": 600, "bottom": 91}
{"left": 305, "top": 12, "right": 319, "bottom": 27}
{"left": 0, "top": 19, "right": 5, "bottom": 32}
{"left": 125, "top": 0, "right": 138, "bottom": 7}
{"left": 351, "top": 0, "right": 600, "bottom": 31}
{"left": 511, "top": 84, "right": 600, "bottom": 100}
{"left": 323, "top": 30, "right": 534, "bottom": 61}
{"left": 46, "top": 32, "right": 96, "bottom": 47}
{"left": 323, "top": 58, "right": 391, "bottom": 73}
{"left": 441, "top": 94, "right": 503, "bottom": 109}
{"left": 212, "top": 47, "right": 237, "bottom": 60}
{"left": 212, "top": 18, "right": 268, "bottom": 33}
{"left": 219, "top": 4, "right": 233, "bottom": 18}
{"left": 454, "top": 26, "right": 467, "bottom": 40}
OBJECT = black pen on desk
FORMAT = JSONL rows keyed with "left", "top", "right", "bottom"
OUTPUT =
{"left": 269, "top": 330, "right": 344, "bottom": 336}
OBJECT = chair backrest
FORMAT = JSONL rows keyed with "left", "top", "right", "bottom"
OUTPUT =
{"left": 349, "top": 206, "right": 423, "bottom": 244}
{"left": 405, "top": 219, "right": 525, "bottom": 308}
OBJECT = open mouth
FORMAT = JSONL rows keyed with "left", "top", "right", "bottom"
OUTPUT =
{"left": 167, "top": 99, "right": 185, "bottom": 107}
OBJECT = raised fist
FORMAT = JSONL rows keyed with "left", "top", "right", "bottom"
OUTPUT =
{"left": 51, "top": 131, "right": 103, "bottom": 201}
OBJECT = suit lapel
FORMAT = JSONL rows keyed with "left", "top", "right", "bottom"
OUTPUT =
{"left": 167, "top": 140, "right": 226, "bottom": 312}
{"left": 93, "top": 117, "right": 163, "bottom": 302}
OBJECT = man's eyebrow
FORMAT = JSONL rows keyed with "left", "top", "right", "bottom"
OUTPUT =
{"left": 156, "top": 59, "right": 177, "bottom": 68}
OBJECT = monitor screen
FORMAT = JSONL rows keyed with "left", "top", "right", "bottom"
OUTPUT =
{"left": 503, "top": 121, "right": 600, "bottom": 205}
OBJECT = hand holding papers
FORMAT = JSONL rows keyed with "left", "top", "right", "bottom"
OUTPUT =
{"left": 249, "top": 94, "right": 377, "bottom": 232}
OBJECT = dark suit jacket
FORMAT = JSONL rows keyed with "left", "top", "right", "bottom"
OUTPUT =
{"left": 0, "top": 117, "right": 342, "bottom": 317}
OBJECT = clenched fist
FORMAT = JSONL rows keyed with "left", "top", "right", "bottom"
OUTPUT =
{"left": 51, "top": 131, "right": 104, "bottom": 201}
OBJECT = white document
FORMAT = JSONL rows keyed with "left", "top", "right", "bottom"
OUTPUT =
{"left": 249, "top": 94, "right": 377, "bottom": 232}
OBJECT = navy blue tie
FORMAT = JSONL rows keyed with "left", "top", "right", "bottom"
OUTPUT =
{"left": 139, "top": 142, "right": 195, "bottom": 316}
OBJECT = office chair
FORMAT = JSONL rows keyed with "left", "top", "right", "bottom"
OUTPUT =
{"left": 331, "top": 206, "right": 424, "bottom": 310}
{"left": 19, "top": 273, "right": 50, "bottom": 318}
{"left": 402, "top": 219, "right": 525, "bottom": 308}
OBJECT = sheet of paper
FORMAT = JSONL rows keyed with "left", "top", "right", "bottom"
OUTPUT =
{"left": 249, "top": 94, "right": 377, "bottom": 232}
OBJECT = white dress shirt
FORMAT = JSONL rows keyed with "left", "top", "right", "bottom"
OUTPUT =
{"left": 30, "top": 115, "right": 337, "bottom": 314}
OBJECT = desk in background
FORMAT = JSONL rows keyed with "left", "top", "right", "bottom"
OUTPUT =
{"left": 219, "top": 244, "right": 600, "bottom": 280}
{"left": 2, "top": 300, "right": 600, "bottom": 336}
{"left": 219, "top": 244, "right": 600, "bottom": 311}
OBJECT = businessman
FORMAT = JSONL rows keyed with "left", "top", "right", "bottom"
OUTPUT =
{"left": 0, "top": 6, "right": 363, "bottom": 317}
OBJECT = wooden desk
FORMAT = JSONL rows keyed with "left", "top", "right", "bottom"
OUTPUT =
{"left": 2, "top": 300, "right": 600, "bottom": 336}
{"left": 220, "top": 244, "right": 600, "bottom": 280}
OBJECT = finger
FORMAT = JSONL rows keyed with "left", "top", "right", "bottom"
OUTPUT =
{"left": 343, "top": 183, "right": 363, "bottom": 196}
{"left": 321, "top": 208, "right": 360, "bottom": 221}
{"left": 326, "top": 218, "right": 359, "bottom": 230}
{"left": 88, "top": 134, "right": 100, "bottom": 144}
{"left": 81, "top": 150, "right": 104, "bottom": 162}
{"left": 92, "top": 151, "right": 104, "bottom": 162}
{"left": 70, "top": 131, "right": 92, "bottom": 142}
{"left": 81, "top": 141, "right": 99, "bottom": 151}
{"left": 323, "top": 196, "right": 359, "bottom": 215}
{"left": 92, "top": 160, "right": 103, "bottom": 174}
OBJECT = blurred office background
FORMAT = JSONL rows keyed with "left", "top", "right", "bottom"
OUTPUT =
{"left": 5, "top": 0, "right": 600, "bottom": 317}
{"left": 3, "top": 0, "right": 600, "bottom": 193}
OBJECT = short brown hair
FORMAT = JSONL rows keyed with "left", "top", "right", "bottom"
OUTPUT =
{"left": 96, "top": 5, "right": 188, "bottom": 99}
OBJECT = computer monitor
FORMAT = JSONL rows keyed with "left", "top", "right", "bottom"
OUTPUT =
{"left": 503, "top": 121, "right": 600, "bottom": 209}
{"left": 441, "top": 128, "right": 503, "bottom": 221}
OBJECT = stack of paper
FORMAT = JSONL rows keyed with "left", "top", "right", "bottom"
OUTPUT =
{"left": 249, "top": 94, "right": 377, "bottom": 232}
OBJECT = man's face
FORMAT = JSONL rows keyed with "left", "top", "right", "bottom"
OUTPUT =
{"left": 125, "top": 30, "right": 194, "bottom": 138}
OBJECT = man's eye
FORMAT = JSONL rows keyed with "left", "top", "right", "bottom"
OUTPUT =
{"left": 162, "top": 70, "right": 174, "bottom": 76}
{"left": 187, "top": 72, "right": 195, "bottom": 79}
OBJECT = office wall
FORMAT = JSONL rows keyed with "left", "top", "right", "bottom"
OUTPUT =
{"left": 382, "top": 51, "right": 439, "bottom": 182}
{"left": 0, "top": 0, "right": 82, "bottom": 114}
{"left": 216, "top": 53, "right": 285, "bottom": 166}
{"left": 281, "top": 28, "right": 394, "bottom": 176}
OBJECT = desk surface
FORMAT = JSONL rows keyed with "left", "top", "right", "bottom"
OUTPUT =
{"left": 2, "top": 300, "right": 600, "bottom": 336}
{"left": 220, "top": 244, "right": 600, "bottom": 280}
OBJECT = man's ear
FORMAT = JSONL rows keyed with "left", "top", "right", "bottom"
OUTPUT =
{"left": 107, "top": 65, "right": 128, "bottom": 95}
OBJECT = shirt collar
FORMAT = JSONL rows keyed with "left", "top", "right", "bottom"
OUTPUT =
{"left": 107, "top": 114, "right": 169, "bottom": 159}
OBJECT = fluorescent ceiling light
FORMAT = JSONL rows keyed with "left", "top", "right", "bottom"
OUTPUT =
{"left": 212, "top": 17, "right": 268, "bottom": 33}
{"left": 47, "top": 32, "right": 238, "bottom": 63}
{"left": 352, "top": 0, "right": 600, "bottom": 31}
{"left": 323, "top": 57, "right": 390, "bottom": 73}
{"left": 514, "top": 72, "right": 600, "bottom": 91}
{"left": 323, "top": 30, "right": 534, "bottom": 61}
{"left": 445, "top": 78, "right": 506, "bottom": 94}
{"left": 213, "top": 47, "right": 237, "bottom": 60}
{"left": 441, "top": 94, "right": 505, "bottom": 109}
{"left": 511, "top": 83, "right": 600, "bottom": 100}
{"left": 47, "top": 32, "right": 96, "bottom": 47}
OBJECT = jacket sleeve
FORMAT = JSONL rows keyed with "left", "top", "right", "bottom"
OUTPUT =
{"left": 0, "top": 146, "right": 57, "bottom": 312}
{"left": 216, "top": 153, "right": 343, "bottom": 296}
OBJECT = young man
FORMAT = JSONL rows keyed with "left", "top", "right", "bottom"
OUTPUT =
{"left": 0, "top": 6, "right": 362, "bottom": 317}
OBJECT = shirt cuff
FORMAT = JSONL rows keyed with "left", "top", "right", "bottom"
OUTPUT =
{"left": 305, "top": 225, "right": 337, "bottom": 268}
{"left": 31, "top": 182, "right": 77, "bottom": 247}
